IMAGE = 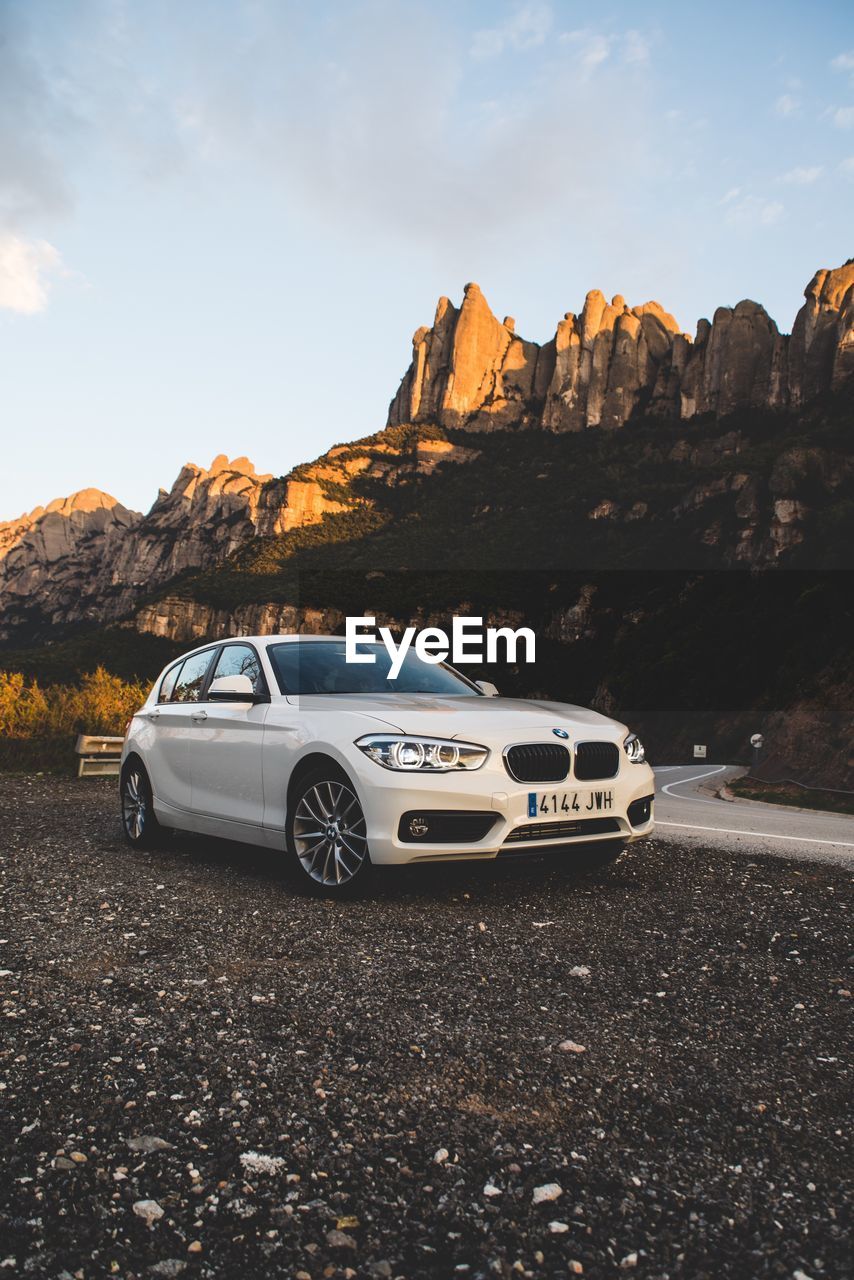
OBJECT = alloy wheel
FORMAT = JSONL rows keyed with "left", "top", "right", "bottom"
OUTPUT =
{"left": 122, "top": 768, "right": 147, "bottom": 841}
{"left": 292, "top": 780, "right": 369, "bottom": 886}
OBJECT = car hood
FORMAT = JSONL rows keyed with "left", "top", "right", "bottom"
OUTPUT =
{"left": 285, "top": 693, "right": 625, "bottom": 745}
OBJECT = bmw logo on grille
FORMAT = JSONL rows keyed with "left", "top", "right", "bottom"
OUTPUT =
{"left": 552, "top": 728, "right": 569, "bottom": 739}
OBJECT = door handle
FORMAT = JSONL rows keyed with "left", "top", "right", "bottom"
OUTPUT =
{"left": 191, "top": 710, "right": 208, "bottom": 722}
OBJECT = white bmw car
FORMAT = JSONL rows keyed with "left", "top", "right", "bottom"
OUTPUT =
{"left": 120, "top": 635, "right": 655, "bottom": 894}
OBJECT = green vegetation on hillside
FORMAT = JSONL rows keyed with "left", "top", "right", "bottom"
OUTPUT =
{"left": 168, "top": 393, "right": 854, "bottom": 617}
{"left": 2, "top": 395, "right": 852, "bottom": 783}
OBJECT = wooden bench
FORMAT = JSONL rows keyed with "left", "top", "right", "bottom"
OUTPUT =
{"left": 75, "top": 734, "right": 124, "bottom": 778}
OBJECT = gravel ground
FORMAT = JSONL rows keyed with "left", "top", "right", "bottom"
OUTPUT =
{"left": 0, "top": 775, "right": 851, "bottom": 1280}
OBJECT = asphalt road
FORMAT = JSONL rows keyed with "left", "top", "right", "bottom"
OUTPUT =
{"left": 654, "top": 765, "right": 854, "bottom": 866}
{"left": 0, "top": 774, "right": 851, "bottom": 1280}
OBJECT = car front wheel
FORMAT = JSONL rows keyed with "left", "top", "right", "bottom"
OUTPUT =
{"left": 120, "top": 760, "right": 162, "bottom": 849}
{"left": 287, "top": 766, "right": 371, "bottom": 895}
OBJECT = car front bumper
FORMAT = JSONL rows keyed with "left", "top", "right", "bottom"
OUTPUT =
{"left": 345, "top": 754, "right": 656, "bottom": 865}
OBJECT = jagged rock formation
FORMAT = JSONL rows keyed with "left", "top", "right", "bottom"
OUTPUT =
{"left": 0, "top": 437, "right": 478, "bottom": 638}
{"left": 133, "top": 595, "right": 528, "bottom": 649}
{"left": 789, "top": 264, "right": 854, "bottom": 403}
{"left": 0, "top": 457, "right": 274, "bottom": 636}
{"left": 0, "top": 490, "right": 140, "bottom": 567}
{"left": 389, "top": 261, "right": 854, "bottom": 431}
{"left": 0, "top": 454, "right": 342, "bottom": 636}
{"left": 388, "top": 285, "right": 550, "bottom": 431}
{"left": 132, "top": 596, "right": 348, "bottom": 644}
{"left": 2, "top": 260, "right": 853, "bottom": 643}
{"left": 0, "top": 491, "right": 142, "bottom": 634}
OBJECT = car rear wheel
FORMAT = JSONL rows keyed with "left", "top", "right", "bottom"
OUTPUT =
{"left": 120, "top": 761, "right": 162, "bottom": 849}
{"left": 287, "top": 766, "right": 371, "bottom": 895}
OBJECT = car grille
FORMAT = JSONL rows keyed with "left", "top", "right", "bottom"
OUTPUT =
{"left": 574, "top": 741, "right": 620, "bottom": 781}
{"left": 503, "top": 817, "right": 620, "bottom": 845}
{"left": 504, "top": 743, "right": 570, "bottom": 783}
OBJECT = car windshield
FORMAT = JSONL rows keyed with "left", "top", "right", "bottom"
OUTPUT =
{"left": 268, "top": 641, "right": 481, "bottom": 696}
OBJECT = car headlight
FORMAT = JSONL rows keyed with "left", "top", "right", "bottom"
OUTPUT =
{"left": 624, "top": 733, "right": 646, "bottom": 764}
{"left": 355, "top": 735, "right": 488, "bottom": 772}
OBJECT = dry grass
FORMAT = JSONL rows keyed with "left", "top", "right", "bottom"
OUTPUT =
{"left": 729, "top": 775, "right": 854, "bottom": 816}
{"left": 0, "top": 668, "right": 150, "bottom": 770}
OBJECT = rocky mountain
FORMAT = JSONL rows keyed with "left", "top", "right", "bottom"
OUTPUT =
{"left": 0, "top": 438, "right": 480, "bottom": 639}
{"left": 2, "top": 259, "right": 852, "bottom": 785}
{"left": 389, "top": 261, "right": 854, "bottom": 431}
{"left": 0, "top": 455, "right": 349, "bottom": 637}
{"left": 3, "top": 258, "right": 852, "bottom": 642}
{"left": 0, "top": 489, "right": 139, "bottom": 566}
{"left": 1, "top": 257, "right": 852, "bottom": 665}
{"left": 0, "top": 490, "right": 142, "bottom": 635}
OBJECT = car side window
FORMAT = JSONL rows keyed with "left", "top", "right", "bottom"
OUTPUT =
{"left": 171, "top": 650, "right": 215, "bottom": 703}
{"left": 158, "top": 663, "right": 182, "bottom": 704}
{"left": 210, "top": 644, "right": 264, "bottom": 694}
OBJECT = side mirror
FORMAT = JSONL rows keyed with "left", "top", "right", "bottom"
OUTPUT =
{"left": 477, "top": 680, "right": 500, "bottom": 697}
{"left": 208, "top": 674, "right": 256, "bottom": 704}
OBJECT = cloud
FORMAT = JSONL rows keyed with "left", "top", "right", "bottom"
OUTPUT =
{"left": 718, "top": 187, "right": 741, "bottom": 205}
{"left": 557, "top": 28, "right": 649, "bottom": 74}
{"left": 839, "top": 156, "right": 854, "bottom": 173}
{"left": 0, "top": 1, "right": 662, "bottom": 279}
{"left": 832, "top": 105, "right": 854, "bottom": 128}
{"left": 578, "top": 33, "right": 611, "bottom": 71}
{"left": 157, "top": 2, "right": 663, "bottom": 265}
{"left": 622, "top": 30, "right": 651, "bottom": 65}
{"left": 0, "top": 1, "right": 100, "bottom": 313}
{"left": 0, "top": 232, "right": 62, "bottom": 313}
{"left": 831, "top": 50, "right": 854, "bottom": 77}
{"left": 723, "top": 195, "right": 784, "bottom": 228}
{"left": 774, "top": 93, "right": 800, "bottom": 118}
{"left": 0, "top": 5, "right": 75, "bottom": 227}
{"left": 779, "top": 165, "right": 823, "bottom": 185}
{"left": 471, "top": 3, "right": 552, "bottom": 59}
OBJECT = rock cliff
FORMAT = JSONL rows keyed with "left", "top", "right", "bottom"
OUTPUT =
{"left": 0, "top": 454, "right": 355, "bottom": 636}
{"left": 0, "top": 435, "right": 478, "bottom": 638}
{"left": 0, "top": 490, "right": 142, "bottom": 634}
{"left": 2, "top": 260, "right": 853, "bottom": 643}
{"left": 0, "top": 490, "right": 140, "bottom": 568}
{"left": 389, "top": 261, "right": 854, "bottom": 431}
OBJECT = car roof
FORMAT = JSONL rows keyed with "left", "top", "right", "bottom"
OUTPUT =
{"left": 237, "top": 635, "right": 343, "bottom": 646}
{"left": 168, "top": 634, "right": 347, "bottom": 662}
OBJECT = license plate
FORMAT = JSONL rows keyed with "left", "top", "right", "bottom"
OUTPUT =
{"left": 528, "top": 790, "right": 614, "bottom": 818}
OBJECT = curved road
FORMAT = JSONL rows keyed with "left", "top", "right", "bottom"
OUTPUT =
{"left": 653, "top": 764, "right": 854, "bottom": 865}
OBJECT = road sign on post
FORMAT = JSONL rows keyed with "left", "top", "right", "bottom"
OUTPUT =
{"left": 750, "top": 733, "right": 764, "bottom": 771}
{"left": 693, "top": 744, "right": 707, "bottom": 759}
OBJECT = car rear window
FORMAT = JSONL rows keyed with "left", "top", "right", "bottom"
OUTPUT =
{"left": 158, "top": 664, "right": 181, "bottom": 703}
{"left": 171, "top": 649, "right": 216, "bottom": 703}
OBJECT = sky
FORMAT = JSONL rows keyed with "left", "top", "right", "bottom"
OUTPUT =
{"left": 1, "top": 0, "right": 853, "bottom": 520}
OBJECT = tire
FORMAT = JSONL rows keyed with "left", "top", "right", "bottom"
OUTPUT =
{"left": 286, "top": 764, "right": 372, "bottom": 896}
{"left": 120, "top": 760, "right": 162, "bottom": 849}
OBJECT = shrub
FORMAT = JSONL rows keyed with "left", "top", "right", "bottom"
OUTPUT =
{"left": 0, "top": 667, "right": 150, "bottom": 741}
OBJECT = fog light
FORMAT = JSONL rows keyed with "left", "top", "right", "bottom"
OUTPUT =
{"left": 627, "top": 795, "right": 654, "bottom": 827}
{"left": 408, "top": 816, "right": 430, "bottom": 838}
